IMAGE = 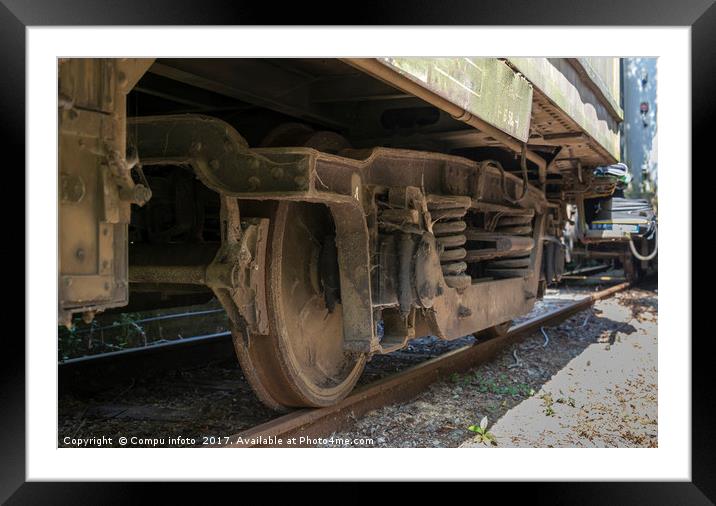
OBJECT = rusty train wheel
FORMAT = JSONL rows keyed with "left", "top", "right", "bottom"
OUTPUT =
{"left": 233, "top": 201, "right": 366, "bottom": 410}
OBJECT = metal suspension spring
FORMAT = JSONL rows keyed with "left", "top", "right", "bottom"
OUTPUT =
{"left": 484, "top": 213, "right": 534, "bottom": 278}
{"left": 428, "top": 200, "right": 471, "bottom": 290}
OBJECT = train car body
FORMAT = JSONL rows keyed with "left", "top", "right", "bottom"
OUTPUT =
{"left": 58, "top": 57, "right": 652, "bottom": 408}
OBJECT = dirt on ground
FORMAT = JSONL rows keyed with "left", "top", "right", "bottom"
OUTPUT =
{"left": 57, "top": 289, "right": 589, "bottom": 447}
{"left": 58, "top": 360, "right": 277, "bottom": 448}
{"left": 316, "top": 285, "right": 657, "bottom": 448}
{"left": 58, "top": 282, "right": 657, "bottom": 449}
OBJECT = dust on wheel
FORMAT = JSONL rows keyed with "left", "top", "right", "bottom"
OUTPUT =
{"left": 234, "top": 201, "right": 367, "bottom": 410}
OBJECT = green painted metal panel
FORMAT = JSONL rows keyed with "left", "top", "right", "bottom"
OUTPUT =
{"left": 576, "top": 57, "right": 623, "bottom": 120}
{"left": 378, "top": 58, "right": 533, "bottom": 142}
{"left": 508, "top": 58, "right": 621, "bottom": 162}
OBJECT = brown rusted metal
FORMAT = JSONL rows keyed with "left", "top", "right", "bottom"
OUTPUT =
{"left": 232, "top": 202, "right": 368, "bottom": 409}
{"left": 58, "top": 58, "right": 155, "bottom": 326}
{"left": 128, "top": 114, "right": 549, "bottom": 354}
{"left": 127, "top": 216, "right": 271, "bottom": 335}
{"left": 225, "top": 281, "right": 630, "bottom": 447}
{"left": 207, "top": 210, "right": 271, "bottom": 335}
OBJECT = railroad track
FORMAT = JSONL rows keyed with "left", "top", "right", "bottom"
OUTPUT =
{"left": 59, "top": 278, "right": 632, "bottom": 447}
{"left": 59, "top": 330, "right": 234, "bottom": 394}
{"left": 224, "top": 281, "right": 629, "bottom": 447}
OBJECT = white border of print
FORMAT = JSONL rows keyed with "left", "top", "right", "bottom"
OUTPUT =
{"left": 27, "top": 26, "right": 687, "bottom": 481}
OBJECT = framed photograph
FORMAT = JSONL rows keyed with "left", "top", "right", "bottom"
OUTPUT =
{"left": 4, "top": 0, "right": 711, "bottom": 499}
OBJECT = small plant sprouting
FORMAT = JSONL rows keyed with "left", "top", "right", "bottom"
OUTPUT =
{"left": 468, "top": 416, "right": 497, "bottom": 446}
{"left": 556, "top": 396, "right": 576, "bottom": 408}
{"left": 541, "top": 392, "right": 556, "bottom": 417}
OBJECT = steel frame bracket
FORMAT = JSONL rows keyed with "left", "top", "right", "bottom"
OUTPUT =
{"left": 206, "top": 197, "right": 270, "bottom": 335}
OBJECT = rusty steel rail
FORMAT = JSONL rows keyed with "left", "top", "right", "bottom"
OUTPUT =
{"left": 224, "top": 281, "right": 629, "bottom": 447}
{"left": 562, "top": 275, "right": 627, "bottom": 283}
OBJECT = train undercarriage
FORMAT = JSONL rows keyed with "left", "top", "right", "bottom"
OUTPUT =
{"left": 58, "top": 58, "right": 655, "bottom": 409}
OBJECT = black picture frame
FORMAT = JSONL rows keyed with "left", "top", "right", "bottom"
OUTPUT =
{"left": 4, "top": 0, "right": 712, "bottom": 500}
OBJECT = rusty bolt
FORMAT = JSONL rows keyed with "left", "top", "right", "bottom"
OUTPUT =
{"left": 134, "top": 185, "right": 152, "bottom": 205}
{"left": 60, "top": 174, "right": 86, "bottom": 203}
{"left": 239, "top": 248, "right": 252, "bottom": 266}
{"left": 119, "top": 184, "right": 152, "bottom": 206}
{"left": 294, "top": 175, "right": 308, "bottom": 188}
{"left": 271, "top": 167, "right": 284, "bottom": 179}
{"left": 210, "top": 159, "right": 221, "bottom": 170}
{"left": 75, "top": 248, "right": 86, "bottom": 261}
{"left": 247, "top": 176, "right": 261, "bottom": 191}
{"left": 106, "top": 149, "right": 123, "bottom": 168}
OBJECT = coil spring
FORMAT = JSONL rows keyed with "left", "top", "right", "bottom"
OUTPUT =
{"left": 428, "top": 200, "right": 471, "bottom": 290}
{"left": 484, "top": 214, "right": 534, "bottom": 278}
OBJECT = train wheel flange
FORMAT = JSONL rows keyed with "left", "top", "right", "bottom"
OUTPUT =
{"left": 233, "top": 201, "right": 366, "bottom": 410}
